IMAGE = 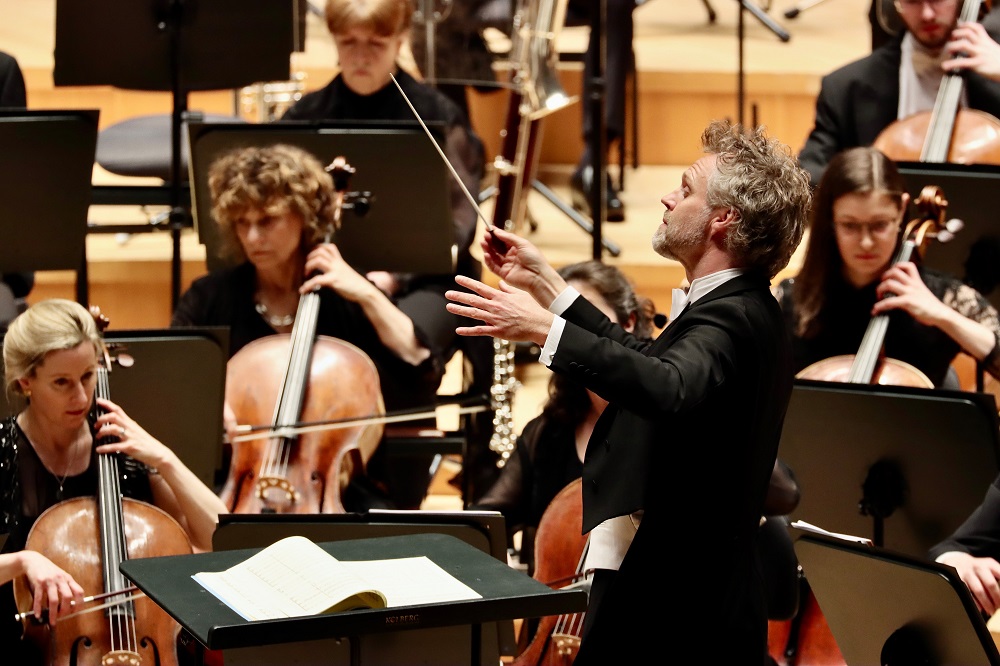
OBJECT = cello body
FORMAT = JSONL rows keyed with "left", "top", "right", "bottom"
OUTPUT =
{"left": 221, "top": 333, "right": 385, "bottom": 514}
{"left": 513, "top": 478, "right": 588, "bottom": 666}
{"left": 767, "top": 589, "right": 846, "bottom": 666}
{"left": 15, "top": 498, "right": 192, "bottom": 666}
{"left": 794, "top": 354, "right": 933, "bottom": 388}
{"left": 873, "top": 107, "right": 1000, "bottom": 166}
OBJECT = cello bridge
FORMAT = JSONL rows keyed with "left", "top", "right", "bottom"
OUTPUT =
{"left": 102, "top": 650, "right": 141, "bottom": 666}
{"left": 551, "top": 633, "right": 580, "bottom": 658}
{"left": 256, "top": 476, "right": 300, "bottom": 508}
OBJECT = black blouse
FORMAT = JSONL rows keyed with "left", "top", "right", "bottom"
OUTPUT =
{"left": 171, "top": 262, "right": 442, "bottom": 412}
{"left": 775, "top": 268, "right": 1000, "bottom": 387}
{"left": 471, "top": 415, "right": 583, "bottom": 573}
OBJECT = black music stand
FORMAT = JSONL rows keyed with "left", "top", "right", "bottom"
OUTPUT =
{"left": 54, "top": 0, "right": 295, "bottom": 308}
{"left": 186, "top": 121, "right": 456, "bottom": 275}
{"left": 120, "top": 532, "right": 587, "bottom": 666}
{"left": 794, "top": 532, "right": 1000, "bottom": 665}
{"left": 211, "top": 510, "right": 517, "bottom": 661}
{"left": 0, "top": 110, "right": 98, "bottom": 304}
{"left": 0, "top": 327, "right": 230, "bottom": 488}
{"left": 778, "top": 379, "right": 1000, "bottom": 558}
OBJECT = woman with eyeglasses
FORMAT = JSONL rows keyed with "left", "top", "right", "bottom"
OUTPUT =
{"left": 774, "top": 146, "right": 1000, "bottom": 388}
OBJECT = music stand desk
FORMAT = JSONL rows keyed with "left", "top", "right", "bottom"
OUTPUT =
{"left": 778, "top": 379, "right": 1000, "bottom": 557}
{"left": 120, "top": 533, "right": 586, "bottom": 664}
{"left": 795, "top": 532, "right": 1000, "bottom": 665}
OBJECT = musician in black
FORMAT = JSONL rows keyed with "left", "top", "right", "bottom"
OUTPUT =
{"left": 774, "top": 146, "right": 1000, "bottom": 387}
{"left": 798, "top": 0, "right": 1000, "bottom": 186}
{"left": 1, "top": 299, "right": 227, "bottom": 664}
{"left": 279, "top": 0, "right": 500, "bottom": 502}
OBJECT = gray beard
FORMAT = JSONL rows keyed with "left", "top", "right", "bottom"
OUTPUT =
{"left": 652, "top": 225, "right": 676, "bottom": 261}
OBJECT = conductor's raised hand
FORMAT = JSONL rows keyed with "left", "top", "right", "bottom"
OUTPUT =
{"left": 481, "top": 227, "right": 567, "bottom": 308}
{"left": 446, "top": 275, "right": 554, "bottom": 345}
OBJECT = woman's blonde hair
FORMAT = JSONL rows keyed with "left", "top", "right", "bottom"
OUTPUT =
{"left": 325, "top": 0, "right": 411, "bottom": 37}
{"left": 3, "top": 299, "right": 101, "bottom": 399}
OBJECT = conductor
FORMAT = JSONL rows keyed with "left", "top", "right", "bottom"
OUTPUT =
{"left": 445, "top": 119, "right": 811, "bottom": 663}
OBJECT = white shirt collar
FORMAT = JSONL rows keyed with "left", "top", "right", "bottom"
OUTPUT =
{"left": 669, "top": 268, "right": 745, "bottom": 325}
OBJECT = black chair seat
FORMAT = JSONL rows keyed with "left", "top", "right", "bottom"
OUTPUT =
{"left": 96, "top": 113, "right": 243, "bottom": 181}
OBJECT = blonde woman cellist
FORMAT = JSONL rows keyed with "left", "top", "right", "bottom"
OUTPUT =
{"left": 0, "top": 298, "right": 227, "bottom": 664}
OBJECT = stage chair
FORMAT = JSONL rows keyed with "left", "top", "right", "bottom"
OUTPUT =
{"left": 96, "top": 112, "right": 243, "bottom": 182}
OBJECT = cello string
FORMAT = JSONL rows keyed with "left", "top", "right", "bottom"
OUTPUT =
{"left": 849, "top": 221, "right": 924, "bottom": 382}
{"left": 96, "top": 368, "right": 120, "bottom": 652}
{"left": 264, "top": 295, "right": 306, "bottom": 481}
{"left": 283, "top": 290, "right": 320, "bottom": 478}
{"left": 276, "top": 290, "right": 319, "bottom": 480}
{"left": 97, "top": 363, "right": 139, "bottom": 655}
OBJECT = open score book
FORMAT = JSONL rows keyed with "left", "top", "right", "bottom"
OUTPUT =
{"left": 192, "top": 535, "right": 482, "bottom": 622}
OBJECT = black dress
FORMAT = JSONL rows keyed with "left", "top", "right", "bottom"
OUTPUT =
{"left": 471, "top": 415, "right": 583, "bottom": 574}
{"left": 775, "top": 268, "right": 1000, "bottom": 388}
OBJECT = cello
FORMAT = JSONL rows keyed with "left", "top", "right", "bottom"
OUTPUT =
{"left": 13, "top": 308, "right": 192, "bottom": 666}
{"left": 512, "top": 478, "right": 589, "bottom": 666}
{"left": 220, "top": 157, "right": 386, "bottom": 514}
{"left": 873, "top": 0, "right": 1000, "bottom": 165}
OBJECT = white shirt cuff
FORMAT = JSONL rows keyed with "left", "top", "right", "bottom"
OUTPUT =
{"left": 538, "top": 286, "right": 579, "bottom": 367}
{"left": 549, "top": 285, "right": 580, "bottom": 316}
{"left": 539, "top": 316, "right": 565, "bottom": 367}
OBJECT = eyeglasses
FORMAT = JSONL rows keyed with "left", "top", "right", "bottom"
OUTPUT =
{"left": 834, "top": 220, "right": 900, "bottom": 238}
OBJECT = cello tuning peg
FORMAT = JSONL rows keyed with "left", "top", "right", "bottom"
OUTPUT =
{"left": 945, "top": 218, "right": 964, "bottom": 234}
{"left": 937, "top": 230, "right": 954, "bottom": 244}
